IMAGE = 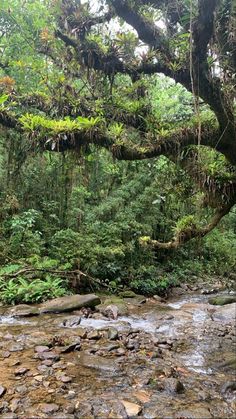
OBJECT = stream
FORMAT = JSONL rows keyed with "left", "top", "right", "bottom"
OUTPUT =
{"left": 0, "top": 290, "right": 235, "bottom": 418}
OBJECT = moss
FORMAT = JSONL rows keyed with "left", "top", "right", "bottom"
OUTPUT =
{"left": 208, "top": 295, "right": 236, "bottom": 305}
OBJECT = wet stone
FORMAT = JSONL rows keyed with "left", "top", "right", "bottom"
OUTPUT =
{"left": 62, "top": 316, "right": 81, "bottom": 328}
{"left": 0, "top": 386, "right": 6, "bottom": 398}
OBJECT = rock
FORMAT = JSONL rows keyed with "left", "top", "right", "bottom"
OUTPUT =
{"left": 40, "top": 403, "right": 59, "bottom": 414}
{"left": 8, "top": 304, "right": 39, "bottom": 317}
{"left": 38, "top": 351, "right": 60, "bottom": 362}
{"left": 103, "top": 304, "right": 119, "bottom": 320}
{"left": 87, "top": 330, "right": 101, "bottom": 340}
{"left": 164, "top": 378, "right": 185, "bottom": 394}
{"left": 60, "top": 341, "right": 81, "bottom": 353}
{"left": 76, "top": 327, "right": 87, "bottom": 339}
{"left": 153, "top": 295, "right": 164, "bottom": 302}
{"left": 0, "top": 386, "right": 6, "bottom": 398}
{"left": 107, "top": 327, "right": 119, "bottom": 340}
{"left": 34, "top": 345, "right": 49, "bottom": 353}
{"left": 116, "top": 347, "right": 126, "bottom": 356}
{"left": 78, "top": 353, "right": 119, "bottom": 372}
{"left": 62, "top": 316, "right": 81, "bottom": 327}
{"left": 39, "top": 294, "right": 101, "bottom": 314}
{"left": 9, "top": 344, "right": 24, "bottom": 352}
{"left": 99, "top": 296, "right": 129, "bottom": 316}
{"left": 221, "top": 381, "right": 236, "bottom": 393}
{"left": 121, "top": 400, "right": 142, "bottom": 417}
{"left": 14, "top": 367, "right": 29, "bottom": 376}
{"left": 59, "top": 375, "right": 72, "bottom": 383}
{"left": 119, "top": 290, "right": 137, "bottom": 298}
{"left": 174, "top": 407, "right": 212, "bottom": 418}
{"left": 208, "top": 295, "right": 236, "bottom": 306}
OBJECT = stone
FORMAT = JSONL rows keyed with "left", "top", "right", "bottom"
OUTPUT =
{"left": 121, "top": 400, "right": 142, "bottom": 417}
{"left": 60, "top": 341, "right": 81, "bottom": 353}
{"left": 34, "top": 345, "right": 49, "bottom": 353}
{"left": 39, "top": 294, "right": 101, "bottom": 313}
{"left": 174, "top": 407, "right": 212, "bottom": 418}
{"left": 103, "top": 304, "right": 119, "bottom": 320}
{"left": 62, "top": 316, "right": 81, "bottom": 328}
{"left": 0, "top": 386, "right": 6, "bottom": 398}
{"left": 153, "top": 295, "right": 164, "bottom": 302}
{"left": 40, "top": 403, "right": 59, "bottom": 414}
{"left": 59, "top": 375, "right": 72, "bottom": 383}
{"left": 8, "top": 304, "right": 39, "bottom": 317}
{"left": 107, "top": 327, "right": 119, "bottom": 340}
{"left": 221, "top": 381, "right": 236, "bottom": 393}
{"left": 208, "top": 295, "right": 236, "bottom": 306}
{"left": 164, "top": 378, "right": 185, "bottom": 394}
{"left": 119, "top": 290, "right": 137, "bottom": 298}
{"left": 87, "top": 330, "right": 101, "bottom": 340}
{"left": 78, "top": 353, "right": 120, "bottom": 372}
{"left": 14, "top": 367, "right": 29, "bottom": 376}
{"left": 38, "top": 351, "right": 60, "bottom": 361}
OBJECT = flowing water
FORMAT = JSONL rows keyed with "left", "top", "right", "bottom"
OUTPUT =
{"left": 0, "top": 291, "right": 235, "bottom": 418}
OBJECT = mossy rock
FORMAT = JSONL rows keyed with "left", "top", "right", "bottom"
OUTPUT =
{"left": 208, "top": 295, "right": 236, "bottom": 306}
{"left": 119, "top": 290, "right": 137, "bottom": 298}
{"left": 98, "top": 296, "right": 128, "bottom": 316}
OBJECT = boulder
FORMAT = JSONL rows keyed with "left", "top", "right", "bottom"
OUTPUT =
{"left": 208, "top": 295, "right": 236, "bottom": 306}
{"left": 39, "top": 294, "right": 101, "bottom": 314}
{"left": 8, "top": 304, "right": 39, "bottom": 317}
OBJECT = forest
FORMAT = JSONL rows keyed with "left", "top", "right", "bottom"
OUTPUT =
{"left": 0, "top": 0, "right": 235, "bottom": 303}
{"left": 0, "top": 1, "right": 236, "bottom": 418}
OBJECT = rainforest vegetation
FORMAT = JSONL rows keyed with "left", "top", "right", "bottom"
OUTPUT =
{"left": 0, "top": 0, "right": 235, "bottom": 304}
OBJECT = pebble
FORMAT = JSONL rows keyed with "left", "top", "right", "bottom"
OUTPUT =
{"left": 35, "top": 345, "right": 50, "bottom": 353}
{"left": 38, "top": 351, "right": 60, "bottom": 361}
{"left": 14, "top": 367, "right": 29, "bottom": 376}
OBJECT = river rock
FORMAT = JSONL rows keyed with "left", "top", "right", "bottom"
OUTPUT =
{"left": 0, "top": 385, "right": 6, "bottom": 398}
{"left": 62, "top": 316, "right": 81, "bottom": 327}
{"left": 39, "top": 294, "right": 101, "bottom": 313}
{"left": 78, "top": 353, "right": 119, "bottom": 372}
{"left": 103, "top": 304, "right": 119, "bottom": 320}
{"left": 221, "top": 381, "right": 236, "bottom": 393}
{"left": 208, "top": 295, "right": 236, "bottom": 306}
{"left": 107, "top": 327, "right": 119, "bottom": 340}
{"left": 121, "top": 400, "right": 142, "bottom": 416}
{"left": 40, "top": 403, "right": 59, "bottom": 414}
{"left": 87, "top": 330, "right": 101, "bottom": 340}
{"left": 119, "top": 290, "right": 137, "bottom": 298}
{"left": 8, "top": 304, "right": 40, "bottom": 317}
{"left": 164, "top": 378, "right": 185, "bottom": 394}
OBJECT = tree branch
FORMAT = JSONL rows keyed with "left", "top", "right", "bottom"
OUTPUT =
{"left": 145, "top": 201, "right": 235, "bottom": 249}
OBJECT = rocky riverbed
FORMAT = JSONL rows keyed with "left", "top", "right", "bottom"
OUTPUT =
{"left": 0, "top": 286, "right": 235, "bottom": 418}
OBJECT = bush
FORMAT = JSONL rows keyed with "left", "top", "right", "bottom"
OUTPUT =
{"left": 0, "top": 276, "right": 69, "bottom": 305}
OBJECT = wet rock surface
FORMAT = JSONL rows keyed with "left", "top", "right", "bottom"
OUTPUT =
{"left": 0, "top": 290, "right": 235, "bottom": 417}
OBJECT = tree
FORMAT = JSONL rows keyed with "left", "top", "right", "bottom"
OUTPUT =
{"left": 0, "top": 0, "right": 235, "bottom": 248}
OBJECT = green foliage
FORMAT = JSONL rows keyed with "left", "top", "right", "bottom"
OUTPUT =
{"left": 0, "top": 276, "right": 68, "bottom": 305}
{"left": 19, "top": 114, "right": 103, "bottom": 135}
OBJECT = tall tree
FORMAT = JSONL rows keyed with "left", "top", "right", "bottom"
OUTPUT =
{"left": 0, "top": 0, "right": 235, "bottom": 248}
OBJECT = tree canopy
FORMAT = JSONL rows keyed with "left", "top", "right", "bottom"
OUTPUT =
{"left": 0, "top": 0, "right": 235, "bottom": 249}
